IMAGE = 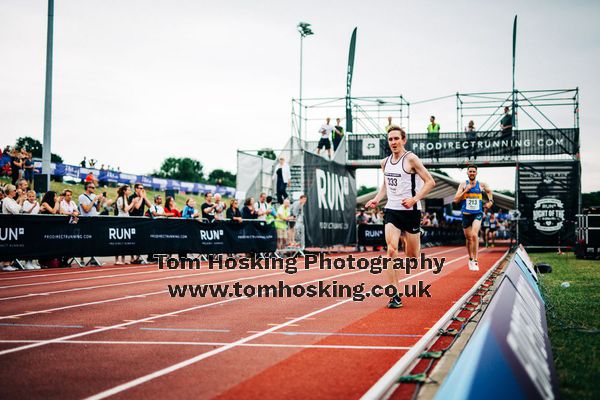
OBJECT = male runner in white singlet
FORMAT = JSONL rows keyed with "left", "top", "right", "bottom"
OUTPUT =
{"left": 453, "top": 165, "right": 494, "bottom": 271}
{"left": 366, "top": 125, "right": 436, "bottom": 308}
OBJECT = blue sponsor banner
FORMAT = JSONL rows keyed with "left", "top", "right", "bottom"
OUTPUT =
{"left": 435, "top": 254, "right": 558, "bottom": 400}
{"left": 31, "top": 161, "right": 235, "bottom": 195}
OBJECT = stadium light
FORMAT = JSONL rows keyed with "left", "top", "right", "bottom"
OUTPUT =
{"left": 297, "top": 22, "right": 314, "bottom": 141}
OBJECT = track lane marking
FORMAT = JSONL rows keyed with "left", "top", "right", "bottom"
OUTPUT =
{"left": 0, "top": 250, "right": 388, "bottom": 319}
{"left": 0, "top": 339, "right": 411, "bottom": 351}
{"left": 83, "top": 249, "right": 473, "bottom": 399}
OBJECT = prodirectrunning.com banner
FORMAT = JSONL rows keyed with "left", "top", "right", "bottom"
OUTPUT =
{"left": 303, "top": 151, "right": 357, "bottom": 247}
{"left": 0, "top": 215, "right": 276, "bottom": 258}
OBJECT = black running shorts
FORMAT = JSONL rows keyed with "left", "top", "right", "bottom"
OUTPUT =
{"left": 317, "top": 138, "right": 331, "bottom": 150}
{"left": 384, "top": 209, "right": 421, "bottom": 234}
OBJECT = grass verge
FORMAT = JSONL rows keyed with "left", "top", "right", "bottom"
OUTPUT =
{"left": 531, "top": 252, "right": 600, "bottom": 400}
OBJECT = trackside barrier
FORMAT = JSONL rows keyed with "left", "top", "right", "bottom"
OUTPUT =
{"left": 0, "top": 215, "right": 276, "bottom": 259}
{"left": 360, "top": 250, "right": 509, "bottom": 400}
{"left": 431, "top": 245, "right": 558, "bottom": 400}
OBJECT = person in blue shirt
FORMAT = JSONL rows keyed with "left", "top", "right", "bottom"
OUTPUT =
{"left": 182, "top": 198, "right": 199, "bottom": 219}
{"left": 453, "top": 165, "right": 494, "bottom": 271}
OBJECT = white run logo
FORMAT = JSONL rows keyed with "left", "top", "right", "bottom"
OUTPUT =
{"left": 109, "top": 228, "right": 136, "bottom": 240}
{"left": 316, "top": 169, "right": 349, "bottom": 211}
{"left": 200, "top": 229, "right": 224, "bottom": 241}
{"left": 0, "top": 227, "right": 24, "bottom": 241}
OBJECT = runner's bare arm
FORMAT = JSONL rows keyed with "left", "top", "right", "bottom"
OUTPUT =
{"left": 481, "top": 182, "right": 494, "bottom": 209}
{"left": 453, "top": 181, "right": 466, "bottom": 203}
{"left": 402, "top": 154, "right": 435, "bottom": 209}
{"left": 365, "top": 158, "right": 387, "bottom": 208}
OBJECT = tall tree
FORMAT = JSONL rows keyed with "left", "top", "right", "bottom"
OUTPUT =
{"left": 208, "top": 169, "right": 236, "bottom": 188}
{"left": 153, "top": 157, "right": 204, "bottom": 182}
{"left": 15, "top": 136, "right": 63, "bottom": 163}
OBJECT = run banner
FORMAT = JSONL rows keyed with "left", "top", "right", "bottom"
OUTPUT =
{"left": 303, "top": 152, "right": 357, "bottom": 247}
{"left": 0, "top": 215, "right": 276, "bottom": 258}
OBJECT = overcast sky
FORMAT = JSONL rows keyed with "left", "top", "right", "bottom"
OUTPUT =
{"left": 1, "top": 0, "right": 598, "bottom": 192}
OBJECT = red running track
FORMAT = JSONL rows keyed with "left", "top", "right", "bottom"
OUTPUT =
{"left": 0, "top": 246, "right": 507, "bottom": 399}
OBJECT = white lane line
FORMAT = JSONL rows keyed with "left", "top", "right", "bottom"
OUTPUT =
{"left": 0, "top": 322, "right": 84, "bottom": 329}
{"left": 0, "top": 269, "right": 290, "bottom": 320}
{"left": 83, "top": 249, "right": 468, "bottom": 400}
{"left": 0, "top": 267, "right": 239, "bottom": 301}
{"left": 85, "top": 299, "right": 356, "bottom": 400}
{"left": 0, "top": 269, "right": 180, "bottom": 289}
{"left": 0, "top": 250, "right": 388, "bottom": 301}
{"left": 0, "top": 339, "right": 411, "bottom": 351}
{"left": 0, "top": 250, "right": 382, "bottom": 319}
{"left": 246, "top": 331, "right": 422, "bottom": 338}
{"left": 0, "top": 254, "right": 378, "bottom": 356}
{"left": 0, "top": 297, "right": 246, "bottom": 357}
{"left": 0, "top": 264, "right": 155, "bottom": 281}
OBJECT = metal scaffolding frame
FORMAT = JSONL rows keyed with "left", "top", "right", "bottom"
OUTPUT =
{"left": 291, "top": 95, "right": 411, "bottom": 141}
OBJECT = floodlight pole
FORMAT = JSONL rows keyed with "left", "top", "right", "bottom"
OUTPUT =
{"left": 42, "top": 0, "right": 54, "bottom": 187}
{"left": 297, "top": 22, "right": 313, "bottom": 142}
{"left": 299, "top": 33, "right": 304, "bottom": 141}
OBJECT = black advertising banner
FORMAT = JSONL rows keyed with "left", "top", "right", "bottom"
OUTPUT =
{"left": 347, "top": 129, "right": 579, "bottom": 161}
{"left": 345, "top": 27, "right": 357, "bottom": 134}
{"left": 517, "top": 161, "right": 580, "bottom": 248}
{"left": 303, "top": 152, "right": 357, "bottom": 247}
{"left": 357, "top": 224, "right": 464, "bottom": 247}
{"left": 0, "top": 215, "right": 276, "bottom": 259}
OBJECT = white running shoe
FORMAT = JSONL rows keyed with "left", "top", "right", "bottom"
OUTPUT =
{"left": 24, "top": 261, "right": 36, "bottom": 270}
{"left": 468, "top": 260, "right": 479, "bottom": 271}
{"left": 2, "top": 265, "right": 18, "bottom": 272}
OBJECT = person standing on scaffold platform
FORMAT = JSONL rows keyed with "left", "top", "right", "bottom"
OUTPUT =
{"left": 366, "top": 125, "right": 436, "bottom": 309}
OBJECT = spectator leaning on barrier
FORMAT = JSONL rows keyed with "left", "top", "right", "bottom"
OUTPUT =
{"left": 22, "top": 190, "right": 40, "bottom": 214}
{"left": 265, "top": 195, "right": 276, "bottom": 225}
{"left": 79, "top": 182, "right": 103, "bottom": 217}
{"left": 163, "top": 196, "right": 182, "bottom": 218}
{"left": 213, "top": 193, "right": 226, "bottom": 220}
{"left": 149, "top": 195, "right": 165, "bottom": 217}
{"left": 182, "top": 198, "right": 200, "bottom": 219}
{"left": 129, "top": 184, "right": 152, "bottom": 217}
{"left": 254, "top": 192, "right": 268, "bottom": 221}
{"left": 242, "top": 197, "right": 257, "bottom": 219}
{"left": 2, "top": 184, "right": 24, "bottom": 214}
{"left": 116, "top": 185, "right": 135, "bottom": 216}
{"left": 275, "top": 198, "right": 293, "bottom": 249}
{"left": 40, "top": 191, "right": 60, "bottom": 214}
{"left": 274, "top": 157, "right": 291, "bottom": 204}
{"left": 226, "top": 198, "right": 242, "bottom": 222}
{"left": 59, "top": 190, "right": 79, "bottom": 217}
{"left": 201, "top": 192, "right": 217, "bottom": 222}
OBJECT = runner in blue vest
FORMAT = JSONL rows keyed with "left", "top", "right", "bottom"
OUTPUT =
{"left": 453, "top": 165, "right": 494, "bottom": 271}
